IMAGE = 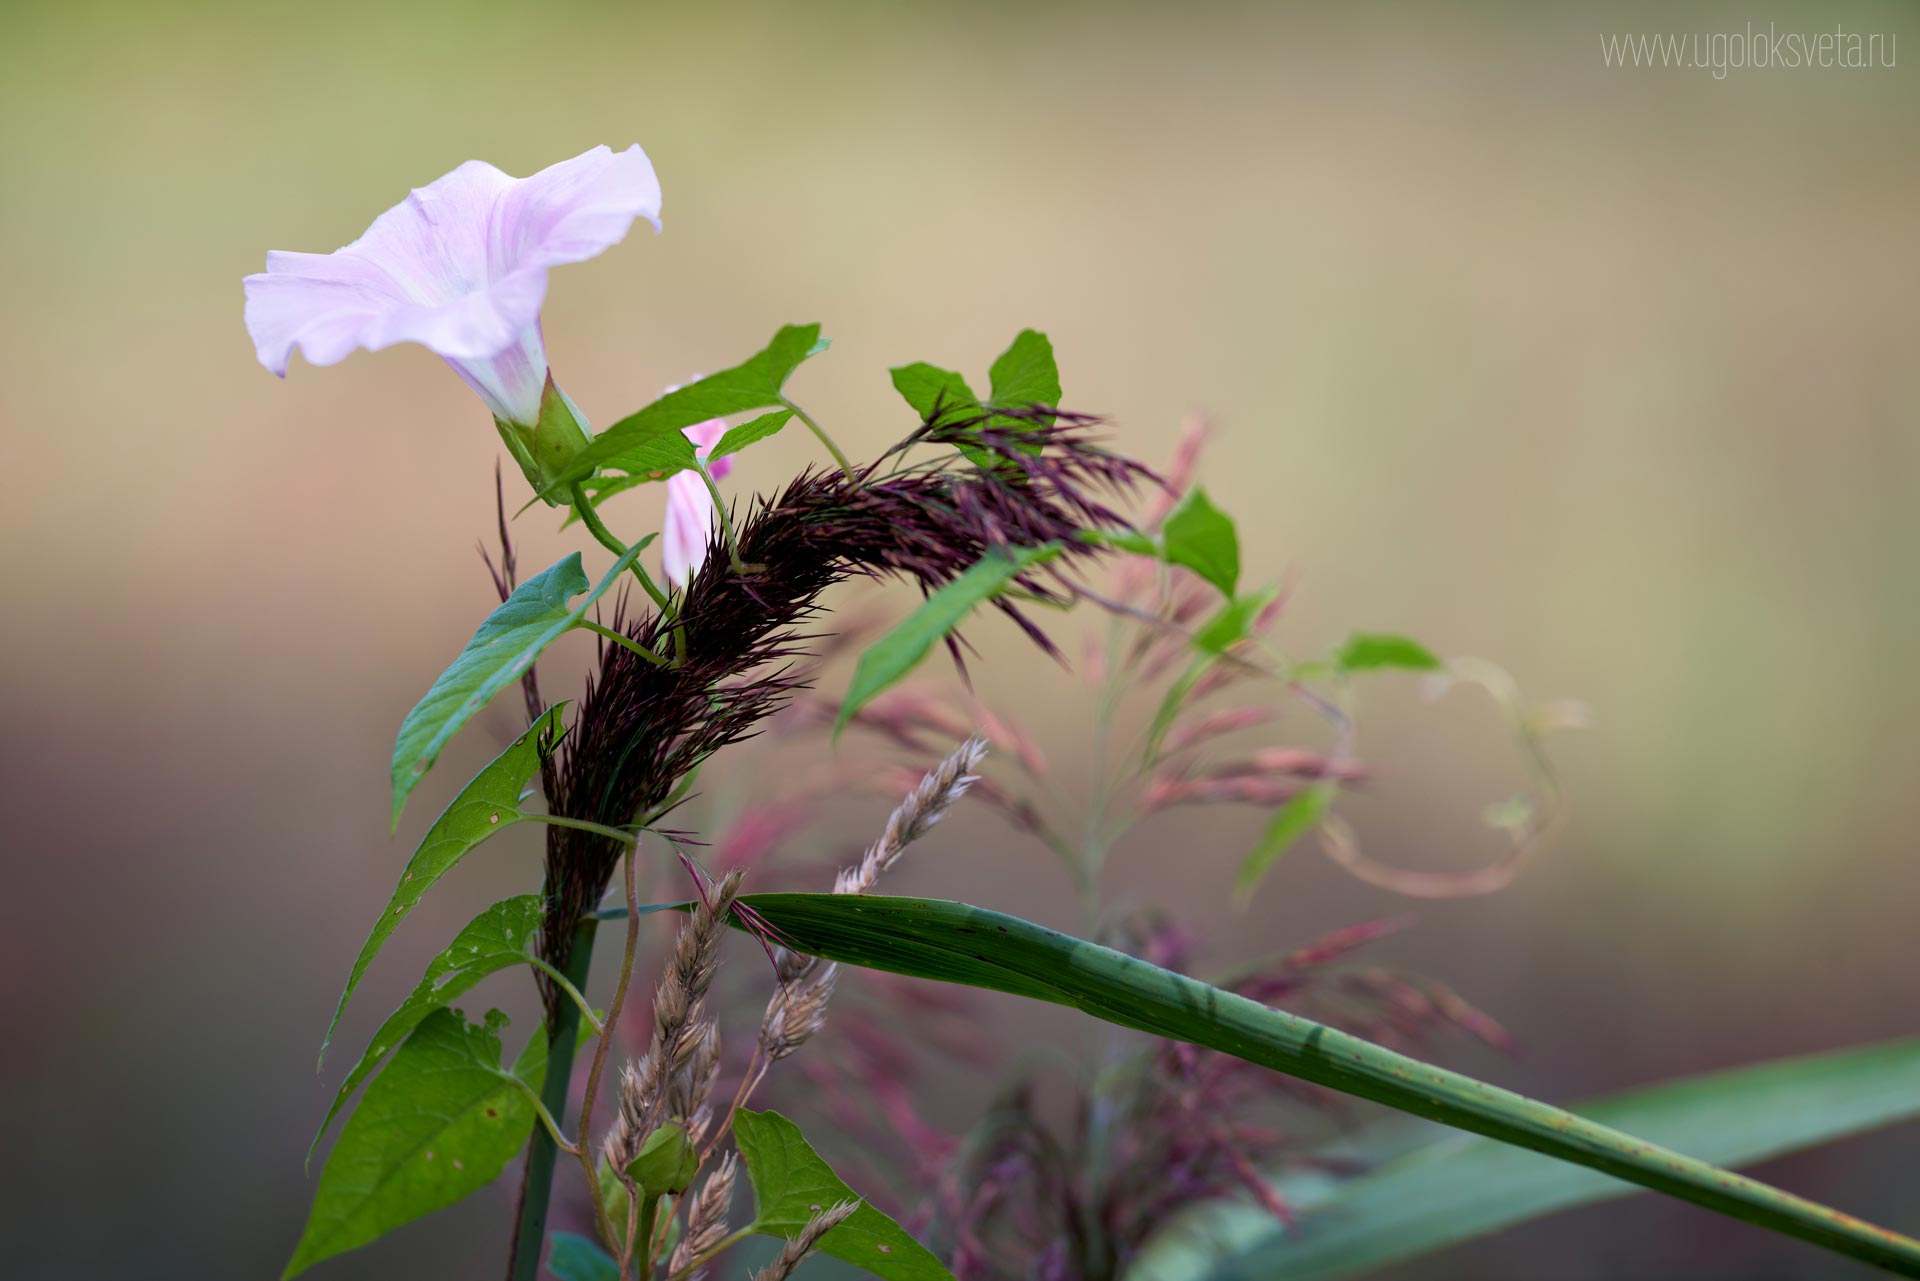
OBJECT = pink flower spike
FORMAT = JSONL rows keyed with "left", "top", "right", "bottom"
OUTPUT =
{"left": 242, "top": 144, "right": 662, "bottom": 427}
{"left": 661, "top": 416, "right": 734, "bottom": 588}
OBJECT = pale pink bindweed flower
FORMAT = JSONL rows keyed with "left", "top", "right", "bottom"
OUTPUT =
{"left": 242, "top": 144, "right": 661, "bottom": 489}
{"left": 661, "top": 417, "right": 735, "bottom": 589}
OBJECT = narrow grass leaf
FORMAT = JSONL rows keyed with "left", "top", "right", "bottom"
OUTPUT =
{"left": 727, "top": 893, "right": 1920, "bottom": 1278}
{"left": 1129, "top": 1036, "right": 1920, "bottom": 1281}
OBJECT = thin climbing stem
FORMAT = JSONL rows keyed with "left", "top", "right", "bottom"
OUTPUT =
{"left": 780, "top": 395, "right": 859, "bottom": 487}
{"left": 569, "top": 482, "right": 675, "bottom": 618}
{"left": 691, "top": 456, "right": 758, "bottom": 575}
{"left": 525, "top": 956, "right": 604, "bottom": 1037}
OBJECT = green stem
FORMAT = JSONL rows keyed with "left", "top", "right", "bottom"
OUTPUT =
{"left": 578, "top": 620, "right": 671, "bottom": 667}
{"left": 524, "top": 812, "right": 640, "bottom": 847}
{"left": 525, "top": 956, "right": 604, "bottom": 1036}
{"left": 691, "top": 457, "right": 756, "bottom": 575}
{"left": 506, "top": 917, "right": 598, "bottom": 1281}
{"left": 569, "top": 483, "right": 674, "bottom": 618}
{"left": 780, "top": 396, "right": 859, "bottom": 487}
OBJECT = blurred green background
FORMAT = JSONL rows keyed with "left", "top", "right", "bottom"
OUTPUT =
{"left": 2, "top": 0, "right": 1916, "bottom": 1277}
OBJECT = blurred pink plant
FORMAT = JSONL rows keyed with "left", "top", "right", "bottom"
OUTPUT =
{"left": 662, "top": 418, "right": 736, "bottom": 589}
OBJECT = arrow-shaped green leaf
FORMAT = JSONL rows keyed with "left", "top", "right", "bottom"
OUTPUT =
{"left": 734, "top": 1108, "right": 954, "bottom": 1280}
{"left": 287, "top": 1009, "right": 548, "bottom": 1278}
{"left": 312, "top": 894, "right": 545, "bottom": 1160}
{"left": 391, "top": 547, "right": 637, "bottom": 827}
{"left": 331, "top": 705, "right": 564, "bottom": 1073}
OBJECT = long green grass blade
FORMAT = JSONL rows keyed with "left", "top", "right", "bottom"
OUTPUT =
{"left": 1129, "top": 1037, "right": 1920, "bottom": 1280}
{"left": 723, "top": 893, "right": 1920, "bottom": 1277}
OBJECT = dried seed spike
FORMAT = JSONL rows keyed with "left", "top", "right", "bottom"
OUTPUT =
{"left": 836, "top": 737, "right": 988, "bottom": 896}
{"left": 668, "top": 1152, "right": 739, "bottom": 1280}
{"left": 751, "top": 1200, "right": 860, "bottom": 1281}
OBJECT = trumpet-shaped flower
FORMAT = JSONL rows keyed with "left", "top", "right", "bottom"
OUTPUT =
{"left": 242, "top": 144, "right": 661, "bottom": 488}
{"left": 662, "top": 419, "right": 735, "bottom": 589}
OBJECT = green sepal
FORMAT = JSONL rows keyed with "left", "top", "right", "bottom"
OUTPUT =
{"left": 496, "top": 378, "right": 594, "bottom": 503}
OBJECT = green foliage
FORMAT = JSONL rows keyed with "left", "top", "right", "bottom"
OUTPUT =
{"left": 546, "top": 1233, "right": 620, "bottom": 1281}
{"left": 330, "top": 706, "right": 565, "bottom": 1075}
{"left": 626, "top": 1123, "right": 700, "bottom": 1197}
{"left": 287, "top": 1009, "right": 547, "bottom": 1278}
{"left": 734, "top": 1109, "right": 955, "bottom": 1280}
{"left": 723, "top": 894, "right": 1920, "bottom": 1275}
{"left": 889, "top": 330, "right": 1060, "bottom": 463}
{"left": 1233, "top": 782, "right": 1336, "bottom": 907}
{"left": 313, "top": 894, "right": 545, "bottom": 1158}
{"left": 1193, "top": 585, "right": 1279, "bottom": 656}
{"left": 1334, "top": 632, "right": 1442, "bottom": 673}
{"left": 836, "top": 543, "right": 1063, "bottom": 734}
{"left": 567, "top": 323, "right": 825, "bottom": 482}
{"left": 711, "top": 407, "right": 796, "bottom": 460}
{"left": 1129, "top": 1036, "right": 1920, "bottom": 1281}
{"left": 390, "top": 547, "right": 636, "bottom": 827}
{"left": 1160, "top": 486, "right": 1240, "bottom": 598}
{"left": 890, "top": 362, "right": 978, "bottom": 424}
{"left": 986, "top": 328, "right": 1061, "bottom": 429}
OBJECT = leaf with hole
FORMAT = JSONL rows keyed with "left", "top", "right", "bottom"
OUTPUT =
{"left": 391, "top": 547, "right": 637, "bottom": 827}
{"left": 836, "top": 543, "right": 1062, "bottom": 735}
{"left": 311, "top": 895, "right": 544, "bottom": 1160}
{"left": 329, "top": 706, "right": 563, "bottom": 1078}
{"left": 1128, "top": 1036, "right": 1920, "bottom": 1281}
{"left": 734, "top": 1108, "right": 954, "bottom": 1281}
{"left": 286, "top": 1009, "right": 547, "bottom": 1278}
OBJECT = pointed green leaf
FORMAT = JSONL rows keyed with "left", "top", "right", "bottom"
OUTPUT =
{"left": 890, "top": 362, "right": 979, "bottom": 424}
{"left": 312, "top": 895, "right": 544, "bottom": 1159}
{"left": 986, "top": 327, "right": 1060, "bottom": 429}
{"left": 711, "top": 408, "right": 796, "bottom": 461}
{"left": 332, "top": 705, "right": 564, "bottom": 1068}
{"left": 391, "top": 548, "right": 638, "bottom": 827}
{"left": 1334, "top": 632, "right": 1442, "bottom": 674}
{"left": 1129, "top": 1037, "right": 1920, "bottom": 1281}
{"left": 287, "top": 1009, "right": 547, "bottom": 1278}
{"left": 837, "top": 543, "right": 1063, "bottom": 735}
{"left": 569, "top": 324, "right": 825, "bottom": 481}
{"left": 547, "top": 1233, "right": 621, "bottom": 1281}
{"left": 1193, "top": 586, "right": 1279, "bottom": 656}
{"left": 1161, "top": 486, "right": 1240, "bottom": 598}
{"left": 1233, "top": 782, "right": 1336, "bottom": 906}
{"left": 734, "top": 1108, "right": 954, "bottom": 1281}
{"left": 720, "top": 894, "right": 1920, "bottom": 1277}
